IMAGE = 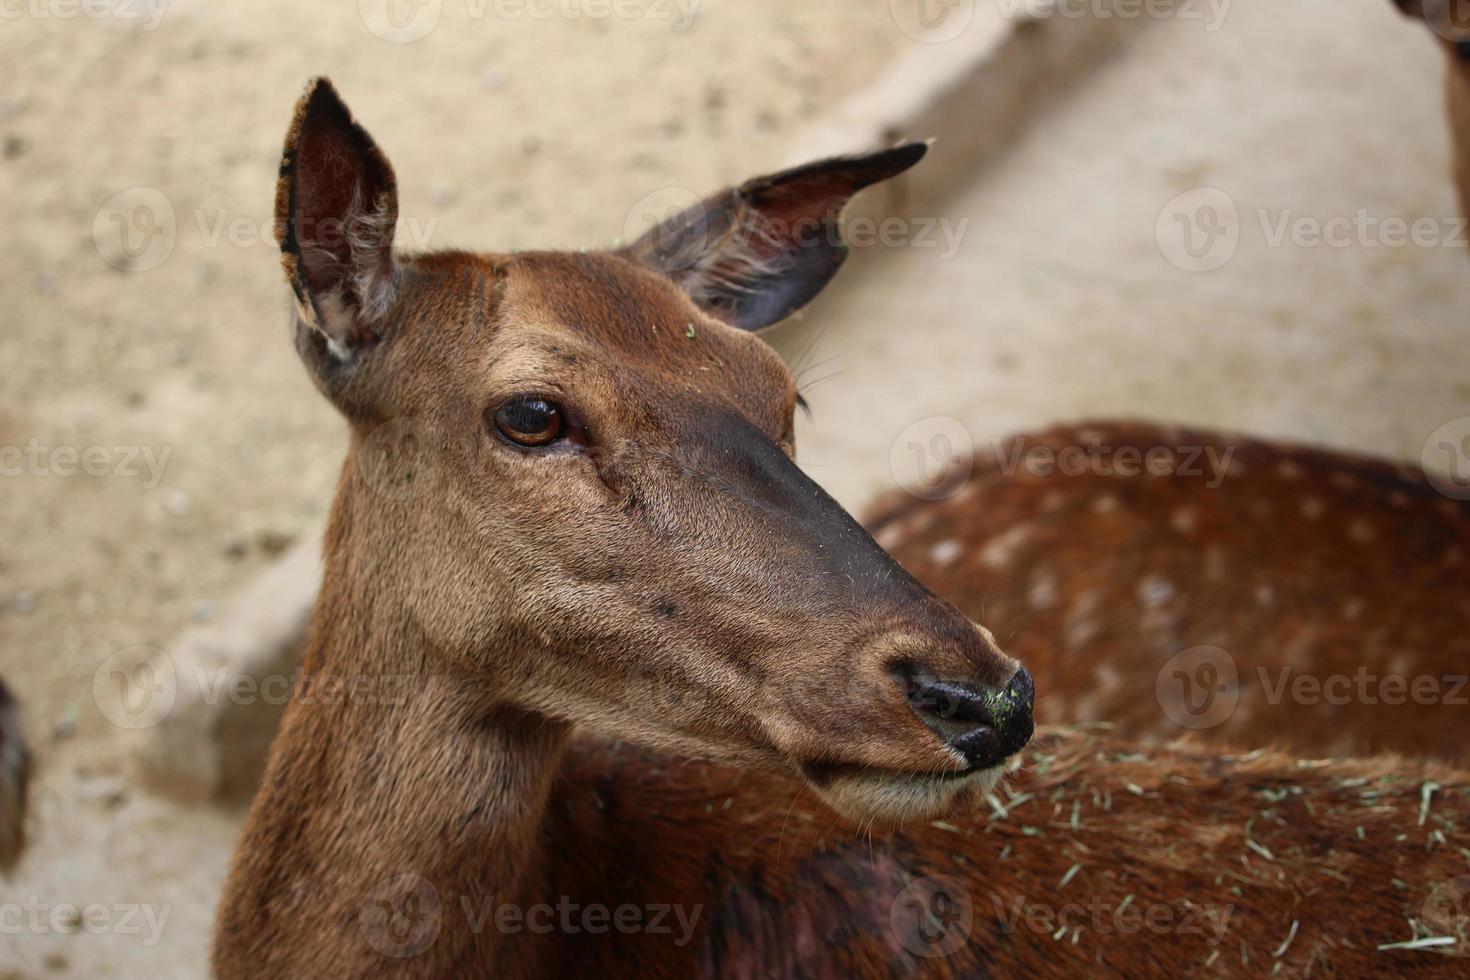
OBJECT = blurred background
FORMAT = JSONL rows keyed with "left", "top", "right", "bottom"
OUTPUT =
{"left": 1, "top": 0, "right": 1466, "bottom": 975}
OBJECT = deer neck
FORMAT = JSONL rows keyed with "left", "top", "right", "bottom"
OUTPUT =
{"left": 218, "top": 483, "right": 571, "bottom": 975}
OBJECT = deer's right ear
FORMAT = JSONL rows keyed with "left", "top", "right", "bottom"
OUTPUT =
{"left": 621, "top": 143, "right": 928, "bottom": 331}
{"left": 276, "top": 77, "right": 399, "bottom": 360}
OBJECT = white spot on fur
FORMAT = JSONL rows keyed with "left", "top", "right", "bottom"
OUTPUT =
{"left": 1300, "top": 497, "right": 1325, "bottom": 521}
{"left": 1276, "top": 460, "right": 1303, "bottom": 481}
{"left": 1342, "top": 597, "right": 1364, "bottom": 621}
{"left": 1138, "top": 576, "right": 1176, "bottom": 610}
{"left": 980, "top": 525, "right": 1034, "bottom": 571}
{"left": 1065, "top": 589, "right": 1102, "bottom": 652}
{"left": 1092, "top": 495, "right": 1118, "bottom": 514}
{"left": 1348, "top": 518, "right": 1376, "bottom": 545}
{"left": 1028, "top": 571, "right": 1058, "bottom": 611}
{"left": 1255, "top": 584, "right": 1274, "bottom": 608}
{"left": 1094, "top": 664, "right": 1122, "bottom": 693}
{"left": 931, "top": 539, "right": 961, "bottom": 566}
{"left": 1170, "top": 507, "right": 1198, "bottom": 534}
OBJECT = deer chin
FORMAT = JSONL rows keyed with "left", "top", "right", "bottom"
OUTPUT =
{"left": 802, "top": 761, "right": 1009, "bottom": 827}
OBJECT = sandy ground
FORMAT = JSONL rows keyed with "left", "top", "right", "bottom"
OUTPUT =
{"left": 3, "top": 0, "right": 1467, "bottom": 976}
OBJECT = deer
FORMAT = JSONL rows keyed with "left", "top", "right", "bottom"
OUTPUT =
{"left": 1394, "top": 0, "right": 1470, "bottom": 216}
{"left": 215, "top": 79, "right": 1470, "bottom": 977}
{"left": 0, "top": 678, "right": 29, "bottom": 873}
{"left": 868, "top": 421, "right": 1470, "bottom": 764}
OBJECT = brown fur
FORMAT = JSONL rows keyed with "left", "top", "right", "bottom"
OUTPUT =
{"left": 218, "top": 80, "right": 1023, "bottom": 977}
{"left": 0, "top": 678, "right": 29, "bottom": 873}
{"left": 221, "top": 717, "right": 1470, "bottom": 976}
{"left": 217, "top": 80, "right": 1469, "bottom": 977}
{"left": 868, "top": 422, "right": 1470, "bottom": 762}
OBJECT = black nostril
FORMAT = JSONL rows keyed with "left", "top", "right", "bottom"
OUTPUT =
{"left": 892, "top": 664, "right": 1035, "bottom": 770}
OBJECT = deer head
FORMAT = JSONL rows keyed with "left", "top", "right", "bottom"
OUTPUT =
{"left": 274, "top": 79, "right": 1033, "bottom": 825}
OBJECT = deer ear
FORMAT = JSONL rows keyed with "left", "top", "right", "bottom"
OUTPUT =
{"left": 621, "top": 143, "right": 928, "bottom": 331}
{"left": 276, "top": 77, "right": 399, "bottom": 359}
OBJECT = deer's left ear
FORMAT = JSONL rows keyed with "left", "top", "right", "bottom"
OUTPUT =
{"left": 276, "top": 77, "right": 399, "bottom": 359}
{"left": 622, "top": 143, "right": 928, "bottom": 331}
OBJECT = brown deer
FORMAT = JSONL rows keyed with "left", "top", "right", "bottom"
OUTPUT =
{"left": 0, "top": 678, "right": 29, "bottom": 873}
{"left": 1395, "top": 0, "right": 1470, "bottom": 215}
{"left": 216, "top": 80, "right": 1470, "bottom": 977}
{"left": 868, "top": 422, "right": 1470, "bottom": 763}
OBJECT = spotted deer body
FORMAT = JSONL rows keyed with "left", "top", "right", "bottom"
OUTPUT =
{"left": 215, "top": 81, "right": 1470, "bottom": 977}
{"left": 870, "top": 422, "right": 1470, "bottom": 762}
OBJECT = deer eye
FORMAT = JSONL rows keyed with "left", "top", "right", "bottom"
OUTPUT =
{"left": 492, "top": 397, "right": 565, "bottom": 448}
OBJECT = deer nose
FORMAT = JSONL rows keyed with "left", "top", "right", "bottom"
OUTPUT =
{"left": 893, "top": 664, "right": 1035, "bottom": 770}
